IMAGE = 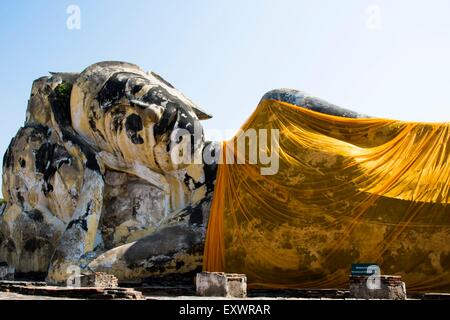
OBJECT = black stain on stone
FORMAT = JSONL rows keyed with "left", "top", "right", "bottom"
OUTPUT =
{"left": 66, "top": 201, "right": 92, "bottom": 232}
{"left": 89, "top": 117, "right": 97, "bottom": 132}
{"left": 3, "top": 125, "right": 51, "bottom": 173}
{"left": 176, "top": 108, "right": 196, "bottom": 136}
{"left": 132, "top": 201, "right": 140, "bottom": 218}
{"left": 153, "top": 103, "right": 178, "bottom": 139}
{"left": 130, "top": 82, "right": 144, "bottom": 95}
{"left": 66, "top": 217, "right": 87, "bottom": 231}
{"left": 5, "top": 238, "right": 15, "bottom": 252}
{"left": 34, "top": 143, "right": 71, "bottom": 195}
{"left": 60, "top": 128, "right": 100, "bottom": 172}
{"left": 184, "top": 174, "right": 203, "bottom": 190}
{"left": 175, "top": 260, "right": 185, "bottom": 270}
{"left": 125, "top": 113, "right": 143, "bottom": 131}
{"left": 49, "top": 82, "right": 73, "bottom": 128}
{"left": 26, "top": 209, "right": 44, "bottom": 223}
{"left": 154, "top": 101, "right": 201, "bottom": 157}
{"left": 87, "top": 109, "right": 107, "bottom": 142}
{"left": 97, "top": 72, "right": 136, "bottom": 111}
{"left": 24, "top": 238, "right": 47, "bottom": 252}
{"left": 17, "top": 191, "right": 24, "bottom": 204}
{"left": 19, "top": 158, "right": 26, "bottom": 168}
{"left": 28, "top": 124, "right": 50, "bottom": 142}
{"left": 203, "top": 142, "right": 219, "bottom": 193}
{"left": 35, "top": 143, "right": 53, "bottom": 172}
{"left": 3, "top": 136, "right": 16, "bottom": 169}
{"left": 125, "top": 114, "right": 144, "bottom": 144}
{"left": 111, "top": 108, "right": 126, "bottom": 132}
{"left": 142, "top": 87, "right": 167, "bottom": 106}
{"left": 187, "top": 203, "right": 204, "bottom": 226}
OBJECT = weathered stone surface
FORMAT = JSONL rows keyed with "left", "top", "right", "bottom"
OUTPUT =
{"left": 196, "top": 272, "right": 247, "bottom": 298}
{"left": 349, "top": 275, "right": 407, "bottom": 300}
{"left": 0, "top": 61, "right": 218, "bottom": 285}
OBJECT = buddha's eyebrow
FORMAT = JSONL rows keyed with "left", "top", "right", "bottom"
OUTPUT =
{"left": 97, "top": 72, "right": 147, "bottom": 111}
{"left": 97, "top": 72, "right": 128, "bottom": 110}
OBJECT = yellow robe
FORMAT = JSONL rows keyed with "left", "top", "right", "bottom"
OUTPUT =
{"left": 204, "top": 99, "right": 450, "bottom": 293}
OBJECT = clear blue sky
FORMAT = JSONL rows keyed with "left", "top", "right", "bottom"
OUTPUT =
{"left": 2, "top": 0, "right": 450, "bottom": 171}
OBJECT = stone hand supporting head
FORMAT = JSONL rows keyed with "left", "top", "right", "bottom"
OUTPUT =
{"left": 1, "top": 61, "right": 216, "bottom": 285}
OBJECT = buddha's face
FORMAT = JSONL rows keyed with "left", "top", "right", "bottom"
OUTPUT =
{"left": 71, "top": 62, "right": 208, "bottom": 172}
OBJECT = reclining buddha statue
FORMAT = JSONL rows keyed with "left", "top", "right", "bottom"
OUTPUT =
{"left": 1, "top": 61, "right": 450, "bottom": 292}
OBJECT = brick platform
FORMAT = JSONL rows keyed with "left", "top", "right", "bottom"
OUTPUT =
{"left": 78, "top": 272, "right": 118, "bottom": 288}
{"left": 0, "top": 280, "right": 143, "bottom": 300}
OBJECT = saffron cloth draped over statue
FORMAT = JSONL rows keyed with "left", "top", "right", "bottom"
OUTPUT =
{"left": 203, "top": 99, "right": 450, "bottom": 292}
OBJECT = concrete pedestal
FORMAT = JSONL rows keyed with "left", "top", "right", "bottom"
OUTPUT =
{"left": 196, "top": 272, "right": 247, "bottom": 298}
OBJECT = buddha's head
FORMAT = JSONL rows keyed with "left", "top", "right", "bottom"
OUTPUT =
{"left": 70, "top": 61, "right": 211, "bottom": 173}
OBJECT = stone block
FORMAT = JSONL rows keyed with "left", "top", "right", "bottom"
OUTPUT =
{"left": 349, "top": 275, "right": 406, "bottom": 300}
{"left": 0, "top": 262, "right": 14, "bottom": 280}
{"left": 196, "top": 272, "right": 247, "bottom": 298}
